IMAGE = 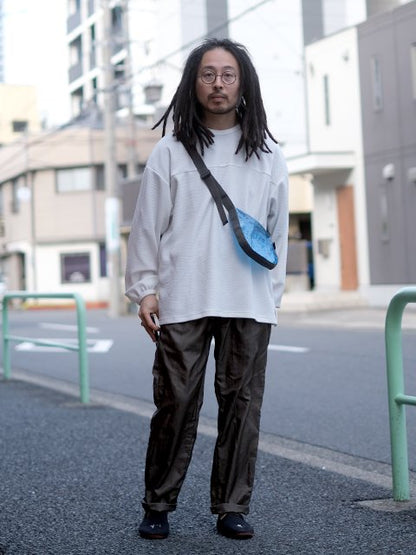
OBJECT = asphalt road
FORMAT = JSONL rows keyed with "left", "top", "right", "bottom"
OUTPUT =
{"left": 2, "top": 306, "right": 416, "bottom": 469}
{"left": 4, "top": 379, "right": 416, "bottom": 555}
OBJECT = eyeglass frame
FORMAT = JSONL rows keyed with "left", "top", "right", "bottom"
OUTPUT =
{"left": 198, "top": 70, "right": 238, "bottom": 85}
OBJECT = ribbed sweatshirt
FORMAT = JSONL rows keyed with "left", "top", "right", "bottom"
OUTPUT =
{"left": 125, "top": 125, "right": 289, "bottom": 325}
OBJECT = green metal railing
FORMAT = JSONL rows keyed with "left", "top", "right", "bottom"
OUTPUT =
{"left": 2, "top": 292, "right": 90, "bottom": 404}
{"left": 385, "top": 286, "right": 416, "bottom": 501}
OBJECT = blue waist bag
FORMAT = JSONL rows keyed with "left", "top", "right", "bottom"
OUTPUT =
{"left": 184, "top": 144, "right": 278, "bottom": 270}
{"left": 230, "top": 208, "right": 278, "bottom": 270}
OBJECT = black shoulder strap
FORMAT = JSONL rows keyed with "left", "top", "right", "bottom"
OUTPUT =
{"left": 182, "top": 143, "right": 235, "bottom": 226}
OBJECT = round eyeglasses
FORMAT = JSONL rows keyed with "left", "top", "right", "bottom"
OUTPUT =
{"left": 199, "top": 70, "right": 237, "bottom": 85}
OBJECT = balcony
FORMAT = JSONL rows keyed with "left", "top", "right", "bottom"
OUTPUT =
{"left": 67, "top": 10, "right": 81, "bottom": 34}
{"left": 90, "top": 49, "right": 96, "bottom": 70}
{"left": 69, "top": 61, "right": 83, "bottom": 83}
{"left": 112, "top": 36, "right": 125, "bottom": 56}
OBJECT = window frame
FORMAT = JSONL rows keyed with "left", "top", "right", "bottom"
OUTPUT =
{"left": 60, "top": 252, "right": 92, "bottom": 284}
{"left": 370, "top": 55, "right": 383, "bottom": 112}
{"left": 12, "top": 120, "right": 28, "bottom": 133}
{"left": 56, "top": 166, "right": 93, "bottom": 193}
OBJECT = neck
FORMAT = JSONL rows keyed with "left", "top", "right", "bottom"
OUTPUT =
{"left": 203, "top": 111, "right": 237, "bottom": 130}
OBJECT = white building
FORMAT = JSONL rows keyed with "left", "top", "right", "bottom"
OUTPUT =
{"left": 287, "top": 27, "right": 367, "bottom": 293}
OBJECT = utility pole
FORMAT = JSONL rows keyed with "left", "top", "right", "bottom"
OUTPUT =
{"left": 122, "top": 0, "right": 138, "bottom": 179}
{"left": 102, "top": 0, "right": 122, "bottom": 317}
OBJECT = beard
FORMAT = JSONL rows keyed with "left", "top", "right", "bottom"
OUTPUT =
{"left": 203, "top": 104, "right": 237, "bottom": 115}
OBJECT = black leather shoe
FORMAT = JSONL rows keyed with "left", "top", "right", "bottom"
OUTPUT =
{"left": 139, "top": 510, "right": 169, "bottom": 539}
{"left": 217, "top": 512, "right": 254, "bottom": 539}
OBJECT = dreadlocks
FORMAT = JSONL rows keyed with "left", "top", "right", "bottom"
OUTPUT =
{"left": 153, "top": 38, "right": 277, "bottom": 160}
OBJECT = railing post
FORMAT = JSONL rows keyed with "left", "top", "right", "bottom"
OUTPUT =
{"left": 385, "top": 291, "right": 410, "bottom": 501}
{"left": 74, "top": 293, "right": 90, "bottom": 404}
{"left": 1, "top": 292, "right": 90, "bottom": 404}
{"left": 2, "top": 296, "right": 11, "bottom": 379}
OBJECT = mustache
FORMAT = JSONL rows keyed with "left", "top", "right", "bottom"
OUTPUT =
{"left": 208, "top": 92, "right": 227, "bottom": 100}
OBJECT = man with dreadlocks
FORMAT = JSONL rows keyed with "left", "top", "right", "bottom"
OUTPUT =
{"left": 125, "top": 38, "right": 288, "bottom": 540}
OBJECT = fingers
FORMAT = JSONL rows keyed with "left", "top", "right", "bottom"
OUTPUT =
{"left": 138, "top": 295, "right": 160, "bottom": 342}
{"left": 140, "top": 319, "right": 158, "bottom": 342}
{"left": 139, "top": 315, "right": 159, "bottom": 342}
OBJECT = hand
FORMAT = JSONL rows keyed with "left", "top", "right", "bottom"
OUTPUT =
{"left": 138, "top": 294, "right": 160, "bottom": 342}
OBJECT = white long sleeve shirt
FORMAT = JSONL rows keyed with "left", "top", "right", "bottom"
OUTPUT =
{"left": 125, "top": 125, "right": 288, "bottom": 325}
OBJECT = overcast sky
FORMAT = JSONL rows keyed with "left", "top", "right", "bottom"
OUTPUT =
{"left": 3, "top": 0, "right": 70, "bottom": 126}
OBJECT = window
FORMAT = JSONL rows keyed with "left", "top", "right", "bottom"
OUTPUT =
{"left": 370, "top": 56, "right": 383, "bottom": 111}
{"left": 91, "top": 77, "right": 98, "bottom": 103}
{"left": 69, "top": 36, "right": 82, "bottom": 66}
{"left": 11, "top": 178, "right": 24, "bottom": 213}
{"left": 411, "top": 43, "right": 416, "bottom": 100}
{"left": 380, "top": 184, "right": 389, "bottom": 242}
{"left": 95, "top": 165, "right": 105, "bottom": 190}
{"left": 12, "top": 181, "right": 19, "bottom": 213}
{"left": 61, "top": 253, "right": 91, "bottom": 283}
{"left": 69, "top": 36, "right": 83, "bottom": 82}
{"left": 69, "top": 0, "right": 81, "bottom": 16}
{"left": 111, "top": 5, "right": 123, "bottom": 35}
{"left": 71, "top": 86, "right": 84, "bottom": 115}
{"left": 118, "top": 164, "right": 127, "bottom": 179}
{"left": 56, "top": 167, "right": 92, "bottom": 193}
{"left": 323, "top": 74, "right": 330, "bottom": 126}
{"left": 136, "top": 163, "right": 145, "bottom": 175}
{"left": 90, "top": 25, "right": 96, "bottom": 69}
{"left": 111, "top": 6, "right": 124, "bottom": 55}
{"left": 99, "top": 243, "right": 107, "bottom": 277}
{"left": 93, "top": 165, "right": 128, "bottom": 190}
{"left": 12, "top": 120, "right": 28, "bottom": 133}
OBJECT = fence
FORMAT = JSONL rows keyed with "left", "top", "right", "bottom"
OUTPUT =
{"left": 385, "top": 286, "right": 416, "bottom": 501}
{"left": 2, "top": 292, "right": 90, "bottom": 404}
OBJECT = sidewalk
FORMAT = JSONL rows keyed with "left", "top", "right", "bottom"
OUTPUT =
{"left": 280, "top": 290, "right": 368, "bottom": 312}
{"left": 2, "top": 377, "right": 416, "bottom": 554}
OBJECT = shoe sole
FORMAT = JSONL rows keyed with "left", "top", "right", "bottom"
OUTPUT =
{"left": 217, "top": 527, "right": 254, "bottom": 540}
{"left": 139, "top": 531, "right": 169, "bottom": 540}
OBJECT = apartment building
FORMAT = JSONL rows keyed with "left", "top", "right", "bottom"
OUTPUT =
{"left": 66, "top": 0, "right": 231, "bottom": 123}
{"left": 287, "top": 27, "right": 366, "bottom": 294}
{"left": 0, "top": 122, "right": 158, "bottom": 304}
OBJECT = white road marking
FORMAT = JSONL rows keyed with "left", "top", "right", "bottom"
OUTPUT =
{"left": 268, "top": 344, "right": 309, "bottom": 353}
{"left": 210, "top": 339, "right": 309, "bottom": 354}
{"left": 15, "top": 338, "right": 113, "bottom": 353}
{"left": 39, "top": 323, "right": 99, "bottom": 334}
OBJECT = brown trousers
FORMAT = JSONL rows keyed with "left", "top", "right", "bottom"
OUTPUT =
{"left": 142, "top": 317, "right": 271, "bottom": 515}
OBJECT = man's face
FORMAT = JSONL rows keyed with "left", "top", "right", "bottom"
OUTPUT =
{"left": 196, "top": 48, "right": 240, "bottom": 126}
